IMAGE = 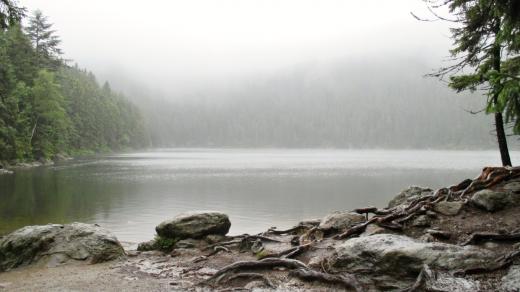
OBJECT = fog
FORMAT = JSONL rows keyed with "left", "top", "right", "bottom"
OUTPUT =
{"left": 18, "top": 0, "right": 502, "bottom": 148}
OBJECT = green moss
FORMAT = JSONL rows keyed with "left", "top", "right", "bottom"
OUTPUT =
{"left": 255, "top": 249, "right": 271, "bottom": 260}
{"left": 154, "top": 236, "right": 177, "bottom": 252}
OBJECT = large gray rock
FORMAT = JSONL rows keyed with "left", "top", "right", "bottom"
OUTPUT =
{"left": 318, "top": 211, "right": 365, "bottom": 232}
{"left": 388, "top": 186, "right": 433, "bottom": 208}
{"left": 501, "top": 265, "right": 520, "bottom": 292}
{"left": 0, "top": 223, "right": 124, "bottom": 271}
{"left": 433, "top": 201, "right": 464, "bottom": 216}
{"left": 470, "top": 189, "right": 520, "bottom": 212}
{"left": 419, "top": 264, "right": 480, "bottom": 291}
{"left": 330, "top": 234, "right": 496, "bottom": 277}
{"left": 156, "top": 211, "right": 231, "bottom": 239}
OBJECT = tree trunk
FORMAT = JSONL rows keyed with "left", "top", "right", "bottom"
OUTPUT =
{"left": 492, "top": 20, "right": 512, "bottom": 167}
{"left": 495, "top": 112, "right": 512, "bottom": 166}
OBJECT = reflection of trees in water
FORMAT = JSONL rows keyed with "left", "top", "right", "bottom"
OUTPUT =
{"left": 0, "top": 166, "right": 133, "bottom": 234}
{"left": 0, "top": 156, "right": 479, "bottom": 238}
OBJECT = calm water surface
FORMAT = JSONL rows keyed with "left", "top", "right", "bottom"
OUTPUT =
{"left": 0, "top": 149, "right": 516, "bottom": 243}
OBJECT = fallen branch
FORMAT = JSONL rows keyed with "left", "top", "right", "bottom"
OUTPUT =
{"left": 289, "top": 268, "right": 363, "bottom": 292}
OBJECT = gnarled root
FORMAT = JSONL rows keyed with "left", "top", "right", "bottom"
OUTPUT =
{"left": 455, "top": 250, "right": 520, "bottom": 275}
{"left": 216, "top": 272, "right": 275, "bottom": 288}
{"left": 203, "top": 258, "right": 309, "bottom": 284}
{"left": 461, "top": 232, "right": 520, "bottom": 246}
{"left": 260, "top": 243, "right": 312, "bottom": 259}
{"left": 289, "top": 268, "right": 363, "bottom": 292}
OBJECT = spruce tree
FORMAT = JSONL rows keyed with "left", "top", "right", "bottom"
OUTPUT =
{"left": 0, "top": 0, "right": 24, "bottom": 29}
{"left": 26, "top": 10, "right": 62, "bottom": 70}
{"left": 419, "top": 0, "right": 520, "bottom": 166}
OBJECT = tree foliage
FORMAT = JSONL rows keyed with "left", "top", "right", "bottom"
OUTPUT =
{"left": 26, "top": 10, "right": 62, "bottom": 70}
{"left": 0, "top": 10, "right": 148, "bottom": 162}
{"left": 420, "top": 0, "right": 520, "bottom": 165}
{"left": 0, "top": 0, "right": 24, "bottom": 29}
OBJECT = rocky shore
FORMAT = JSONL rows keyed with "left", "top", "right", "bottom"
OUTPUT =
{"left": 1, "top": 166, "right": 520, "bottom": 291}
{"left": 0, "top": 154, "right": 73, "bottom": 175}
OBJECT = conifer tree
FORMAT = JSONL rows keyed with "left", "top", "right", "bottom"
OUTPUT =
{"left": 26, "top": 10, "right": 62, "bottom": 70}
{"left": 419, "top": 0, "right": 520, "bottom": 166}
{"left": 0, "top": 0, "right": 24, "bottom": 29}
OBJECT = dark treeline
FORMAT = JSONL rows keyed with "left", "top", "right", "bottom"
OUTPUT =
{"left": 0, "top": 11, "right": 148, "bottom": 162}
{"left": 132, "top": 58, "right": 501, "bottom": 149}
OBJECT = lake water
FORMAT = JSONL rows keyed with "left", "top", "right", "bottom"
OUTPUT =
{"left": 0, "top": 149, "right": 516, "bottom": 243}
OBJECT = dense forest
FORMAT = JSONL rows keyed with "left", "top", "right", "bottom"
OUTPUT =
{"left": 0, "top": 10, "right": 148, "bottom": 163}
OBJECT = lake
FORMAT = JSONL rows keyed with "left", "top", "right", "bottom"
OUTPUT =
{"left": 0, "top": 149, "right": 516, "bottom": 243}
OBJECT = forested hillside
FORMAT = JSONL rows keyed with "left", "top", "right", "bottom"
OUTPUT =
{"left": 129, "top": 59, "right": 499, "bottom": 149}
{"left": 0, "top": 11, "right": 148, "bottom": 162}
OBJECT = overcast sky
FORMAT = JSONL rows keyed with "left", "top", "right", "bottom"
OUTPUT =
{"left": 19, "top": 0, "right": 453, "bottom": 93}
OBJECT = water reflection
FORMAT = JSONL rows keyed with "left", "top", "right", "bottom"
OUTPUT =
{"left": 0, "top": 149, "right": 513, "bottom": 242}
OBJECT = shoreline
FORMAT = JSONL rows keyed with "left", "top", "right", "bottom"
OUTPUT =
{"left": 1, "top": 166, "right": 520, "bottom": 291}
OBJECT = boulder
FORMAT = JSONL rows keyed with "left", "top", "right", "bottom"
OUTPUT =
{"left": 470, "top": 189, "right": 520, "bottom": 212}
{"left": 156, "top": 211, "right": 231, "bottom": 239}
{"left": 433, "top": 201, "right": 464, "bottom": 216}
{"left": 361, "top": 224, "right": 394, "bottom": 237}
{"left": 318, "top": 211, "right": 365, "bottom": 232}
{"left": 501, "top": 265, "right": 520, "bottom": 292}
{"left": 330, "top": 234, "right": 496, "bottom": 277}
{"left": 419, "top": 264, "right": 480, "bottom": 291}
{"left": 0, "top": 223, "right": 124, "bottom": 271}
{"left": 388, "top": 186, "right": 433, "bottom": 208}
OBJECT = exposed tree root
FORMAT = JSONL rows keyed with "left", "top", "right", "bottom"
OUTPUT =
{"left": 335, "top": 218, "right": 377, "bottom": 239}
{"left": 402, "top": 265, "right": 426, "bottom": 292}
{"left": 299, "top": 227, "right": 323, "bottom": 245}
{"left": 332, "top": 167, "right": 520, "bottom": 243}
{"left": 454, "top": 250, "right": 520, "bottom": 276}
{"left": 260, "top": 243, "right": 312, "bottom": 259}
{"left": 194, "top": 167, "right": 520, "bottom": 291}
{"left": 204, "top": 234, "right": 283, "bottom": 252}
{"left": 354, "top": 206, "right": 378, "bottom": 214}
{"left": 203, "top": 258, "right": 309, "bottom": 284}
{"left": 206, "top": 245, "right": 231, "bottom": 257}
{"left": 461, "top": 231, "right": 520, "bottom": 246}
{"left": 233, "top": 234, "right": 282, "bottom": 243}
{"left": 289, "top": 268, "right": 363, "bottom": 292}
{"left": 426, "top": 229, "right": 451, "bottom": 239}
{"left": 266, "top": 225, "right": 308, "bottom": 235}
{"left": 216, "top": 272, "right": 275, "bottom": 288}
{"left": 204, "top": 240, "right": 242, "bottom": 251}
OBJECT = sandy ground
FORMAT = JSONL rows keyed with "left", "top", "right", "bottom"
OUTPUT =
{"left": 0, "top": 259, "right": 172, "bottom": 292}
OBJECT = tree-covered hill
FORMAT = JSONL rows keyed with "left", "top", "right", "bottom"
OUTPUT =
{"left": 0, "top": 10, "right": 148, "bottom": 163}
